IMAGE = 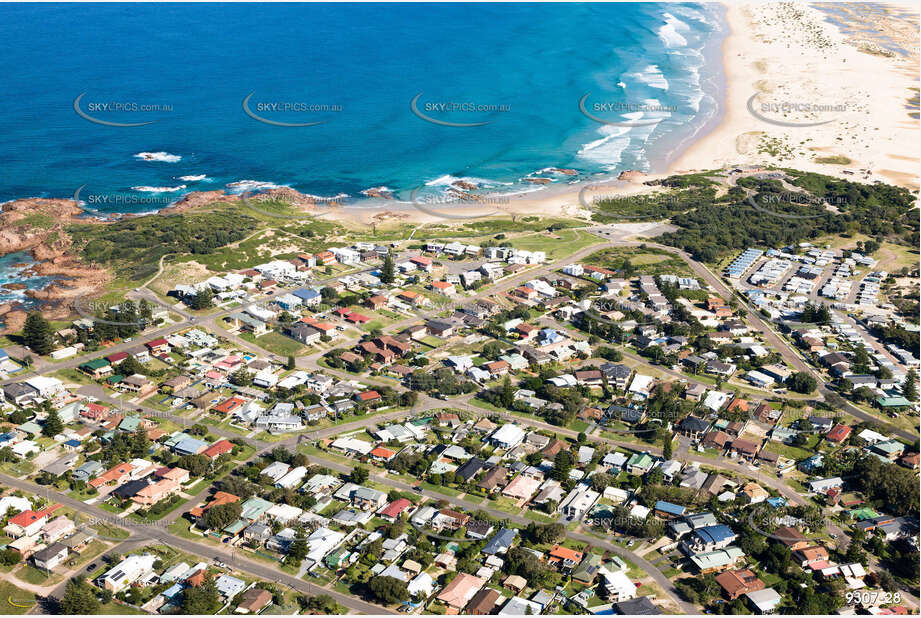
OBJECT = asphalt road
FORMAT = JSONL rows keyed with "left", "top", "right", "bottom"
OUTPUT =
{"left": 0, "top": 473, "right": 395, "bottom": 615}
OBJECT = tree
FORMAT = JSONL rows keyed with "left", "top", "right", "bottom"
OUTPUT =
{"left": 177, "top": 454, "right": 211, "bottom": 477}
{"left": 301, "top": 594, "right": 343, "bottom": 615}
{"left": 380, "top": 252, "right": 396, "bottom": 285}
{"left": 23, "top": 312, "right": 54, "bottom": 355}
{"left": 498, "top": 375, "right": 515, "bottom": 409}
{"left": 180, "top": 572, "right": 222, "bottom": 614}
{"left": 663, "top": 432, "right": 674, "bottom": 460}
{"left": 789, "top": 371, "right": 817, "bottom": 394}
{"left": 229, "top": 367, "right": 253, "bottom": 386}
{"left": 286, "top": 355, "right": 296, "bottom": 370}
{"left": 551, "top": 450, "right": 573, "bottom": 482}
{"left": 42, "top": 408, "right": 64, "bottom": 437}
{"left": 351, "top": 466, "right": 369, "bottom": 484}
{"left": 287, "top": 528, "right": 309, "bottom": 564}
{"left": 367, "top": 575, "right": 409, "bottom": 604}
{"left": 0, "top": 548, "right": 20, "bottom": 566}
{"left": 59, "top": 577, "right": 100, "bottom": 614}
{"left": 527, "top": 522, "right": 564, "bottom": 544}
{"left": 130, "top": 426, "right": 150, "bottom": 457}
{"left": 119, "top": 355, "right": 147, "bottom": 376}
{"left": 188, "top": 288, "right": 214, "bottom": 310}
{"left": 202, "top": 502, "right": 242, "bottom": 531}
{"left": 902, "top": 369, "right": 918, "bottom": 402}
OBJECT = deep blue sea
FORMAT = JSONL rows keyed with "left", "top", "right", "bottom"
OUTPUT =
{"left": 0, "top": 2, "right": 726, "bottom": 212}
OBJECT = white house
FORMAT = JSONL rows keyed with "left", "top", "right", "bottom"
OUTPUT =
{"left": 562, "top": 264, "right": 583, "bottom": 277}
{"left": 100, "top": 554, "right": 157, "bottom": 593}
{"left": 25, "top": 376, "right": 64, "bottom": 398}
{"left": 260, "top": 461, "right": 291, "bottom": 482}
{"left": 275, "top": 466, "right": 309, "bottom": 489}
{"left": 598, "top": 566, "right": 637, "bottom": 602}
{"left": 559, "top": 485, "right": 600, "bottom": 520}
{"left": 489, "top": 424, "right": 526, "bottom": 450}
{"left": 407, "top": 572, "right": 435, "bottom": 598}
{"left": 628, "top": 374, "right": 655, "bottom": 399}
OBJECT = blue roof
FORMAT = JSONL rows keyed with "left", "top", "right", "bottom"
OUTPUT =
{"left": 173, "top": 437, "right": 208, "bottom": 455}
{"left": 695, "top": 524, "right": 736, "bottom": 544}
{"left": 654, "top": 500, "right": 686, "bottom": 516}
{"left": 162, "top": 583, "right": 184, "bottom": 599}
{"left": 482, "top": 527, "right": 518, "bottom": 555}
{"left": 64, "top": 439, "right": 81, "bottom": 447}
{"left": 293, "top": 287, "right": 321, "bottom": 300}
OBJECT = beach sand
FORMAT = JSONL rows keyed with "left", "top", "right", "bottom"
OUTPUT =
{"left": 337, "top": 1, "right": 919, "bottom": 228}
{"left": 671, "top": 1, "right": 920, "bottom": 190}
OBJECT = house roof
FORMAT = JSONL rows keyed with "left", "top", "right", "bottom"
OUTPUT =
{"left": 549, "top": 544, "right": 583, "bottom": 562}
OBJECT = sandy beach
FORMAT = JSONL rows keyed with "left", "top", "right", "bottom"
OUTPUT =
{"left": 335, "top": 1, "right": 919, "bottom": 227}
{"left": 671, "top": 1, "right": 920, "bottom": 190}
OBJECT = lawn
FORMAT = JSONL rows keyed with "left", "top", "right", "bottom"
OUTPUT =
{"left": 524, "top": 510, "right": 557, "bottom": 523}
{"left": 583, "top": 246, "right": 693, "bottom": 277}
{"left": 239, "top": 330, "right": 306, "bottom": 357}
{"left": 510, "top": 229, "right": 601, "bottom": 260}
{"left": 0, "top": 460, "right": 35, "bottom": 478}
{"left": 420, "top": 481, "right": 462, "bottom": 497}
{"left": 98, "top": 601, "right": 147, "bottom": 614}
{"left": 0, "top": 581, "right": 36, "bottom": 615}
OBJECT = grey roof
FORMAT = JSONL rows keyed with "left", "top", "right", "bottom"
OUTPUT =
{"left": 482, "top": 527, "right": 518, "bottom": 555}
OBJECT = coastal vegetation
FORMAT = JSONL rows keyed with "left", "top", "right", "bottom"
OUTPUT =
{"left": 67, "top": 207, "right": 258, "bottom": 281}
{"left": 656, "top": 171, "right": 916, "bottom": 263}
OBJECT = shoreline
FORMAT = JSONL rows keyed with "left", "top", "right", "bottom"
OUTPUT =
{"left": 1, "top": 1, "right": 918, "bottom": 331}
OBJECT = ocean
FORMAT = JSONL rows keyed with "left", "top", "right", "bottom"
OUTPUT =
{"left": 0, "top": 2, "right": 726, "bottom": 212}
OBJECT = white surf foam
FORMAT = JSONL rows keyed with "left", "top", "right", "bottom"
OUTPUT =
{"left": 134, "top": 151, "right": 181, "bottom": 163}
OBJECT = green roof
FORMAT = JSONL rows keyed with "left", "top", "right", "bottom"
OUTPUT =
{"left": 17, "top": 421, "right": 43, "bottom": 435}
{"left": 164, "top": 432, "right": 193, "bottom": 448}
{"left": 119, "top": 416, "right": 141, "bottom": 432}
{"left": 106, "top": 375, "right": 125, "bottom": 384}
{"left": 873, "top": 440, "right": 905, "bottom": 454}
{"left": 877, "top": 396, "right": 911, "bottom": 408}
{"left": 627, "top": 453, "right": 653, "bottom": 468}
{"left": 81, "top": 358, "right": 110, "bottom": 370}
{"left": 849, "top": 507, "right": 878, "bottom": 521}
{"left": 223, "top": 518, "right": 248, "bottom": 535}
{"left": 239, "top": 497, "right": 273, "bottom": 521}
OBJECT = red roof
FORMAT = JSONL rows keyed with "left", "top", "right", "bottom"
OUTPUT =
{"left": 8, "top": 504, "right": 61, "bottom": 528}
{"left": 106, "top": 351, "right": 128, "bottom": 362}
{"left": 370, "top": 446, "right": 396, "bottom": 459}
{"left": 345, "top": 313, "right": 370, "bottom": 323}
{"left": 826, "top": 424, "right": 851, "bottom": 442}
{"left": 334, "top": 307, "right": 352, "bottom": 317}
{"left": 214, "top": 397, "right": 245, "bottom": 414}
{"left": 203, "top": 439, "right": 234, "bottom": 459}
{"left": 380, "top": 498, "right": 412, "bottom": 518}
{"left": 357, "top": 390, "right": 381, "bottom": 401}
{"left": 146, "top": 338, "right": 168, "bottom": 348}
